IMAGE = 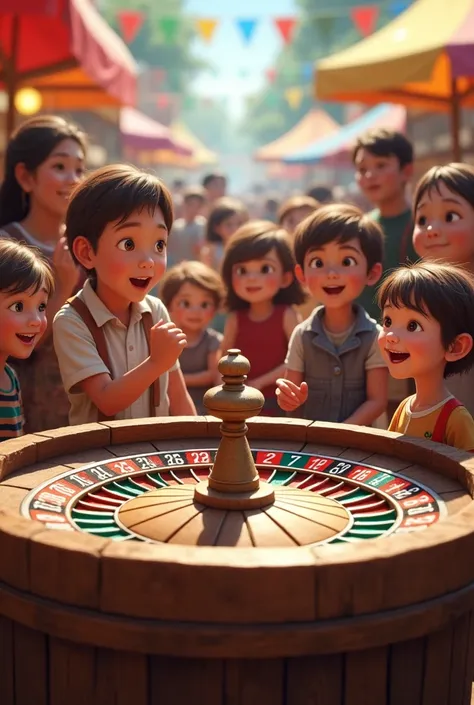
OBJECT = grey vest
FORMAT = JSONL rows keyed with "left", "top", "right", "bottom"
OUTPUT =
{"left": 298, "top": 305, "right": 378, "bottom": 422}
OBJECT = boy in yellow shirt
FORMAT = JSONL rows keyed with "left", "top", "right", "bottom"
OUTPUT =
{"left": 378, "top": 261, "right": 474, "bottom": 452}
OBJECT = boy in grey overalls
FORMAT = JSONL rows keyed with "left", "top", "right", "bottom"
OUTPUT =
{"left": 276, "top": 203, "right": 388, "bottom": 425}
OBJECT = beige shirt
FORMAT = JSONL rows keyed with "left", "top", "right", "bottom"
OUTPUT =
{"left": 53, "top": 280, "right": 178, "bottom": 425}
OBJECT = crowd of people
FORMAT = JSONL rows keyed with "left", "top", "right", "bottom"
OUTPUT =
{"left": 2, "top": 114, "right": 474, "bottom": 455}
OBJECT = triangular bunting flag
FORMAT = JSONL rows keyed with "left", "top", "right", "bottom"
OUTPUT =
{"left": 285, "top": 87, "right": 304, "bottom": 110}
{"left": 350, "top": 6, "right": 380, "bottom": 37}
{"left": 274, "top": 17, "right": 297, "bottom": 45}
{"left": 265, "top": 67, "right": 277, "bottom": 84}
{"left": 302, "top": 62, "right": 313, "bottom": 81}
{"left": 195, "top": 18, "right": 218, "bottom": 43}
{"left": 159, "top": 16, "right": 180, "bottom": 43}
{"left": 117, "top": 10, "right": 145, "bottom": 44}
{"left": 389, "top": 0, "right": 410, "bottom": 16}
{"left": 236, "top": 18, "right": 258, "bottom": 44}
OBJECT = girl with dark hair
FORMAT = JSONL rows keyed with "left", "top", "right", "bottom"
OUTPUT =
{"left": 0, "top": 115, "right": 87, "bottom": 432}
{"left": 412, "top": 163, "right": 474, "bottom": 417}
{"left": 221, "top": 221, "right": 306, "bottom": 414}
{"left": 0, "top": 239, "right": 54, "bottom": 441}
{"left": 200, "top": 197, "right": 248, "bottom": 271}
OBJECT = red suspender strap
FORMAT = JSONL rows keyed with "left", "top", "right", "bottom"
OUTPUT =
{"left": 432, "top": 398, "right": 463, "bottom": 444}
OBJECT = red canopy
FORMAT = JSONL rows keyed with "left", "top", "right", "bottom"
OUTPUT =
{"left": 0, "top": 0, "right": 137, "bottom": 132}
{"left": 120, "top": 108, "right": 193, "bottom": 156}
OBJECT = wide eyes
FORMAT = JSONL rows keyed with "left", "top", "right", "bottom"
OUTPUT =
{"left": 407, "top": 320, "right": 423, "bottom": 332}
{"left": 117, "top": 238, "right": 134, "bottom": 251}
{"left": 383, "top": 316, "right": 423, "bottom": 333}
{"left": 8, "top": 302, "right": 23, "bottom": 313}
{"left": 308, "top": 256, "right": 356, "bottom": 268}
{"left": 116, "top": 238, "right": 167, "bottom": 253}
{"left": 446, "top": 211, "right": 460, "bottom": 223}
{"left": 234, "top": 264, "right": 275, "bottom": 275}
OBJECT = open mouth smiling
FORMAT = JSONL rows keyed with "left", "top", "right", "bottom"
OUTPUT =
{"left": 16, "top": 333, "right": 36, "bottom": 345}
{"left": 323, "top": 286, "right": 345, "bottom": 295}
{"left": 130, "top": 277, "right": 151, "bottom": 289}
{"left": 387, "top": 350, "right": 410, "bottom": 364}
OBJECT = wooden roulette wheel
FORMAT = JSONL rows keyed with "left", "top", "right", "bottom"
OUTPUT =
{"left": 1, "top": 350, "right": 474, "bottom": 704}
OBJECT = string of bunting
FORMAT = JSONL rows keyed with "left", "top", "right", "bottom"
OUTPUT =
{"left": 116, "top": 1, "right": 412, "bottom": 45}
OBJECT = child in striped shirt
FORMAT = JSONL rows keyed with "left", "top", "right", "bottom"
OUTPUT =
{"left": 0, "top": 239, "right": 54, "bottom": 441}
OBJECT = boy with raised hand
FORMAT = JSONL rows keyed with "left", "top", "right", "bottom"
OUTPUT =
{"left": 53, "top": 164, "right": 196, "bottom": 425}
{"left": 276, "top": 204, "right": 388, "bottom": 425}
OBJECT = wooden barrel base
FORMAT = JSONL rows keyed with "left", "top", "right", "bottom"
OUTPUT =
{"left": 0, "top": 417, "right": 474, "bottom": 704}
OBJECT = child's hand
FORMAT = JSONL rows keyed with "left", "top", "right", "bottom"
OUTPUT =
{"left": 150, "top": 319, "right": 187, "bottom": 372}
{"left": 276, "top": 378, "right": 308, "bottom": 412}
{"left": 53, "top": 237, "right": 80, "bottom": 294}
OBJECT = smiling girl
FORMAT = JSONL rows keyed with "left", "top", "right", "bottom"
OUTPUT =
{"left": 0, "top": 239, "right": 54, "bottom": 441}
{"left": 221, "top": 221, "right": 306, "bottom": 414}
{"left": 412, "top": 163, "right": 474, "bottom": 416}
{"left": 378, "top": 261, "right": 474, "bottom": 451}
{"left": 0, "top": 115, "right": 87, "bottom": 432}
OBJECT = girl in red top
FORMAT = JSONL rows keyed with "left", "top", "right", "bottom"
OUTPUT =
{"left": 221, "top": 221, "right": 306, "bottom": 414}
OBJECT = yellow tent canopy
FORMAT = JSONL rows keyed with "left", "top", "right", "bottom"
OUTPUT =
{"left": 170, "top": 122, "right": 218, "bottom": 166}
{"left": 254, "top": 108, "right": 339, "bottom": 162}
{"left": 316, "top": 0, "right": 474, "bottom": 159}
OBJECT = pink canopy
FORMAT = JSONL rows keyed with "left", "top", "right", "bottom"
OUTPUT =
{"left": 120, "top": 108, "right": 193, "bottom": 155}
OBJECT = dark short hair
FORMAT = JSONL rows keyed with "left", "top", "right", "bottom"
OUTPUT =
{"left": 0, "top": 237, "right": 54, "bottom": 296}
{"left": 206, "top": 197, "right": 248, "bottom": 243}
{"left": 378, "top": 261, "right": 474, "bottom": 378}
{"left": 413, "top": 163, "right": 474, "bottom": 215}
{"left": 159, "top": 261, "right": 225, "bottom": 310}
{"left": 277, "top": 195, "right": 320, "bottom": 225}
{"left": 66, "top": 164, "right": 174, "bottom": 274}
{"left": 182, "top": 186, "right": 206, "bottom": 204}
{"left": 221, "top": 220, "right": 306, "bottom": 310}
{"left": 353, "top": 129, "right": 413, "bottom": 169}
{"left": 202, "top": 172, "right": 226, "bottom": 189}
{"left": 306, "top": 185, "right": 333, "bottom": 203}
{"left": 294, "top": 203, "right": 384, "bottom": 272}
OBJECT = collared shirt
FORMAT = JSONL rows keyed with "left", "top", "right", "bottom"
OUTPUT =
{"left": 53, "top": 280, "right": 178, "bottom": 425}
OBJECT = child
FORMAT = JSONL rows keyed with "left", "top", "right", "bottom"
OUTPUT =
{"left": 353, "top": 128, "right": 418, "bottom": 418}
{"left": 353, "top": 128, "right": 418, "bottom": 317}
{"left": 200, "top": 197, "right": 248, "bottom": 272}
{"left": 277, "top": 195, "right": 320, "bottom": 235}
{"left": 53, "top": 164, "right": 196, "bottom": 425}
{"left": 378, "top": 262, "right": 474, "bottom": 451}
{"left": 167, "top": 186, "right": 207, "bottom": 268}
{"left": 411, "top": 163, "right": 474, "bottom": 416}
{"left": 0, "top": 115, "right": 86, "bottom": 432}
{"left": 221, "top": 221, "right": 306, "bottom": 415}
{"left": 160, "top": 261, "right": 224, "bottom": 414}
{"left": 0, "top": 239, "right": 54, "bottom": 441}
{"left": 276, "top": 204, "right": 388, "bottom": 424}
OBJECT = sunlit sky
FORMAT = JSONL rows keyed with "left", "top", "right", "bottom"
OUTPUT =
{"left": 185, "top": 0, "right": 296, "bottom": 118}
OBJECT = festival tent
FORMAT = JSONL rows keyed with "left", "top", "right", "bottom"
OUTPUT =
{"left": 1, "top": 0, "right": 137, "bottom": 133}
{"left": 120, "top": 108, "right": 192, "bottom": 155}
{"left": 170, "top": 122, "right": 219, "bottom": 166}
{"left": 316, "top": 0, "right": 474, "bottom": 160}
{"left": 284, "top": 104, "right": 406, "bottom": 164}
{"left": 253, "top": 108, "right": 339, "bottom": 162}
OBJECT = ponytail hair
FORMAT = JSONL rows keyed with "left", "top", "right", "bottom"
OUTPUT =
{"left": 0, "top": 115, "right": 87, "bottom": 227}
